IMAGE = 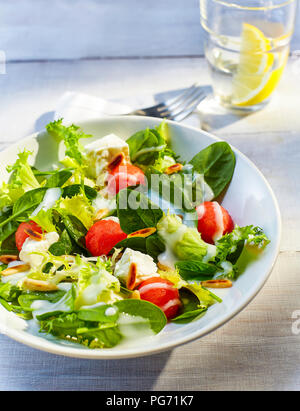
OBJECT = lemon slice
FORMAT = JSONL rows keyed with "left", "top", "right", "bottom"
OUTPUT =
{"left": 232, "top": 23, "right": 287, "bottom": 106}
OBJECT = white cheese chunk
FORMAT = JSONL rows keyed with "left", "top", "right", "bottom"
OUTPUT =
{"left": 114, "top": 248, "right": 159, "bottom": 288}
{"left": 92, "top": 194, "right": 117, "bottom": 214}
{"left": 85, "top": 134, "right": 130, "bottom": 184}
{"left": 19, "top": 231, "right": 59, "bottom": 269}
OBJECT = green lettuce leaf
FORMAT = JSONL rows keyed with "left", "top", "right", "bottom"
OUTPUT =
{"left": 157, "top": 213, "right": 207, "bottom": 261}
{"left": 58, "top": 193, "right": 95, "bottom": 230}
{"left": 74, "top": 257, "right": 121, "bottom": 309}
{"left": 189, "top": 141, "right": 236, "bottom": 199}
{"left": 46, "top": 119, "right": 90, "bottom": 166}
{"left": 126, "top": 127, "right": 167, "bottom": 166}
{"left": 3, "top": 150, "right": 41, "bottom": 204}
{"left": 215, "top": 225, "right": 270, "bottom": 265}
{"left": 31, "top": 208, "right": 57, "bottom": 233}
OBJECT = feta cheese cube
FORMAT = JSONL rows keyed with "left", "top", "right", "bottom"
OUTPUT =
{"left": 92, "top": 194, "right": 117, "bottom": 216}
{"left": 19, "top": 232, "right": 59, "bottom": 269}
{"left": 85, "top": 134, "right": 130, "bottom": 183}
{"left": 114, "top": 248, "right": 159, "bottom": 288}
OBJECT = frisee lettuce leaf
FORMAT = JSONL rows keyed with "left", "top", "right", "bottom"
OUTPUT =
{"left": 2, "top": 150, "right": 41, "bottom": 205}
{"left": 74, "top": 257, "right": 121, "bottom": 309}
{"left": 46, "top": 119, "right": 90, "bottom": 166}
{"left": 57, "top": 193, "right": 95, "bottom": 230}
{"left": 215, "top": 225, "right": 270, "bottom": 266}
{"left": 31, "top": 208, "right": 57, "bottom": 233}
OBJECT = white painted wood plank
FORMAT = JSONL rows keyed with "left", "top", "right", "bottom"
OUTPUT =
{"left": 2, "top": 0, "right": 300, "bottom": 61}
{"left": 1, "top": 57, "right": 300, "bottom": 142}
{"left": 2, "top": 0, "right": 203, "bottom": 60}
{"left": 0, "top": 57, "right": 210, "bottom": 142}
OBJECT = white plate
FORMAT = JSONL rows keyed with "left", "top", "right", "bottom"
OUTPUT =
{"left": 0, "top": 116, "right": 281, "bottom": 359}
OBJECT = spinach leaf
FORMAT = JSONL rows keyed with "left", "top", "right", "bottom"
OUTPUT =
{"left": 114, "top": 299, "right": 167, "bottom": 333}
{"left": 0, "top": 207, "right": 19, "bottom": 246}
{"left": 113, "top": 233, "right": 165, "bottom": 261}
{"left": 0, "top": 188, "right": 47, "bottom": 241}
{"left": 114, "top": 236, "right": 148, "bottom": 254}
{"left": 12, "top": 187, "right": 48, "bottom": 217}
{"left": 172, "top": 307, "right": 207, "bottom": 324}
{"left": 62, "top": 184, "right": 97, "bottom": 200}
{"left": 0, "top": 283, "right": 31, "bottom": 319}
{"left": 171, "top": 288, "right": 207, "bottom": 324}
{"left": 40, "top": 312, "right": 122, "bottom": 348}
{"left": 146, "top": 233, "right": 165, "bottom": 262}
{"left": 126, "top": 128, "right": 166, "bottom": 165}
{"left": 18, "top": 290, "right": 66, "bottom": 312}
{"left": 78, "top": 304, "right": 119, "bottom": 323}
{"left": 60, "top": 213, "right": 88, "bottom": 251}
{"left": 40, "top": 313, "right": 85, "bottom": 338}
{"left": 34, "top": 285, "right": 75, "bottom": 320}
{"left": 48, "top": 229, "right": 73, "bottom": 256}
{"left": 76, "top": 325, "right": 122, "bottom": 348}
{"left": 117, "top": 188, "right": 163, "bottom": 234}
{"left": 0, "top": 220, "right": 19, "bottom": 244}
{"left": 0, "top": 232, "right": 18, "bottom": 255}
{"left": 189, "top": 142, "right": 236, "bottom": 198}
{"left": 45, "top": 169, "right": 73, "bottom": 188}
{"left": 175, "top": 260, "right": 218, "bottom": 281}
{"left": 0, "top": 206, "right": 13, "bottom": 224}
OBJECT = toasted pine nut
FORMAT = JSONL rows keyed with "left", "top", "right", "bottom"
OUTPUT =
{"left": 127, "top": 227, "right": 156, "bottom": 238}
{"left": 22, "top": 278, "right": 58, "bottom": 291}
{"left": 94, "top": 208, "right": 110, "bottom": 220}
{"left": 157, "top": 262, "right": 172, "bottom": 271}
{"left": 24, "top": 228, "right": 43, "bottom": 241}
{"left": 201, "top": 279, "right": 232, "bottom": 288}
{"left": 164, "top": 163, "right": 183, "bottom": 175}
{"left": 126, "top": 262, "right": 137, "bottom": 290}
{"left": 1, "top": 264, "right": 31, "bottom": 276}
{"left": 62, "top": 255, "right": 77, "bottom": 264}
{"left": 130, "top": 290, "right": 141, "bottom": 300}
{"left": 108, "top": 152, "right": 126, "bottom": 171}
{"left": 0, "top": 255, "right": 18, "bottom": 264}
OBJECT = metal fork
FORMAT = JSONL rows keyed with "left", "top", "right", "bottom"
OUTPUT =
{"left": 127, "top": 83, "right": 206, "bottom": 122}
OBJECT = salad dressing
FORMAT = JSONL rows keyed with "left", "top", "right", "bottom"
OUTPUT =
{"left": 157, "top": 223, "right": 187, "bottom": 269}
{"left": 203, "top": 243, "right": 217, "bottom": 263}
{"left": 117, "top": 313, "right": 156, "bottom": 346}
{"left": 31, "top": 187, "right": 62, "bottom": 217}
{"left": 105, "top": 307, "right": 117, "bottom": 317}
{"left": 1, "top": 271, "right": 30, "bottom": 286}
{"left": 214, "top": 261, "right": 233, "bottom": 278}
{"left": 1, "top": 260, "right": 31, "bottom": 285}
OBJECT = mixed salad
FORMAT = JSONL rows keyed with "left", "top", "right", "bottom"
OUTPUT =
{"left": 0, "top": 119, "right": 269, "bottom": 349}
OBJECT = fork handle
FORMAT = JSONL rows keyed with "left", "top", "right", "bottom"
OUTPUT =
{"left": 128, "top": 109, "right": 147, "bottom": 116}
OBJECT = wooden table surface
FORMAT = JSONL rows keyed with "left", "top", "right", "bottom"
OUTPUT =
{"left": 1, "top": 0, "right": 300, "bottom": 391}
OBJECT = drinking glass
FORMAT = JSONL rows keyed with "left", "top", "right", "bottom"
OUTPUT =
{"left": 200, "top": 0, "right": 298, "bottom": 111}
